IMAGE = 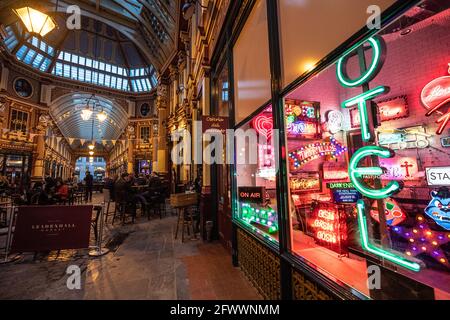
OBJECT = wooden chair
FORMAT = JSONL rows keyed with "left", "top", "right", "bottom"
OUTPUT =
{"left": 112, "top": 201, "right": 136, "bottom": 225}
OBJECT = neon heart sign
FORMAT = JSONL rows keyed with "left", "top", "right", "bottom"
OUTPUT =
{"left": 252, "top": 114, "right": 273, "bottom": 141}
{"left": 421, "top": 63, "right": 450, "bottom": 135}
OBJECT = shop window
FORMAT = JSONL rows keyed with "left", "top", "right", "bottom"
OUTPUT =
{"left": 284, "top": 2, "right": 450, "bottom": 299}
{"left": 233, "top": 0, "right": 271, "bottom": 124}
{"left": 278, "top": 0, "right": 396, "bottom": 87}
{"left": 234, "top": 105, "right": 279, "bottom": 244}
{"left": 9, "top": 109, "right": 29, "bottom": 132}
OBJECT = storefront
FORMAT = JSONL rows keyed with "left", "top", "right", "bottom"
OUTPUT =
{"left": 211, "top": 0, "right": 450, "bottom": 299}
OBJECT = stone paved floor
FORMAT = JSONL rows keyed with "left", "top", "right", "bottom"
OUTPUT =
{"left": 0, "top": 195, "right": 261, "bottom": 300}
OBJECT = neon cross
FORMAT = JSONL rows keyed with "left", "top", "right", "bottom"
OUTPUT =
{"left": 400, "top": 161, "right": 413, "bottom": 177}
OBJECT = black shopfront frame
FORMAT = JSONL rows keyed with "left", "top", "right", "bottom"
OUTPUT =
{"left": 209, "top": 0, "right": 424, "bottom": 300}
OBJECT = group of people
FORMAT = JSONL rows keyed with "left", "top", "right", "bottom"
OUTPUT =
{"left": 0, "top": 171, "right": 95, "bottom": 205}
{"left": 104, "top": 171, "right": 165, "bottom": 205}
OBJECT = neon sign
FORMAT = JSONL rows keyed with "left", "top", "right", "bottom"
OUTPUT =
{"left": 288, "top": 138, "right": 347, "bottom": 170}
{"left": 370, "top": 198, "right": 406, "bottom": 226}
{"left": 323, "top": 162, "right": 349, "bottom": 180}
{"left": 349, "top": 146, "right": 402, "bottom": 199}
{"left": 337, "top": 36, "right": 419, "bottom": 271}
{"left": 379, "top": 157, "right": 419, "bottom": 181}
{"left": 377, "top": 126, "right": 431, "bottom": 150}
{"left": 356, "top": 200, "right": 421, "bottom": 272}
{"left": 290, "top": 177, "right": 320, "bottom": 192}
{"left": 342, "top": 86, "right": 389, "bottom": 142}
{"left": 286, "top": 121, "right": 317, "bottom": 136}
{"left": 378, "top": 96, "right": 409, "bottom": 122}
{"left": 241, "top": 202, "right": 278, "bottom": 234}
{"left": 310, "top": 204, "right": 347, "bottom": 254}
{"left": 392, "top": 215, "right": 449, "bottom": 267}
{"left": 285, "top": 100, "right": 320, "bottom": 138}
{"left": 325, "top": 110, "right": 344, "bottom": 134}
{"left": 285, "top": 101, "right": 317, "bottom": 120}
{"left": 421, "top": 63, "right": 450, "bottom": 135}
{"left": 252, "top": 114, "right": 273, "bottom": 141}
{"left": 424, "top": 187, "right": 450, "bottom": 230}
{"left": 257, "top": 144, "right": 276, "bottom": 180}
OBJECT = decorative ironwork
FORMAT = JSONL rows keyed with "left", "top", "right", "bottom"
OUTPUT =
{"left": 292, "top": 269, "right": 333, "bottom": 300}
{"left": 237, "top": 228, "right": 281, "bottom": 299}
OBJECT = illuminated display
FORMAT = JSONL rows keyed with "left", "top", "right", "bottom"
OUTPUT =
{"left": 257, "top": 144, "right": 276, "bottom": 180}
{"left": 379, "top": 157, "right": 419, "bottom": 181}
{"left": 325, "top": 110, "right": 344, "bottom": 134}
{"left": 348, "top": 146, "right": 402, "bottom": 199}
{"left": 287, "top": 121, "right": 317, "bottom": 136}
{"left": 378, "top": 96, "right": 409, "bottom": 122}
{"left": 377, "top": 126, "right": 431, "bottom": 150}
{"left": 370, "top": 198, "right": 406, "bottom": 226}
{"left": 424, "top": 187, "right": 450, "bottom": 230}
{"left": 323, "top": 162, "right": 349, "bottom": 180}
{"left": 290, "top": 177, "right": 320, "bottom": 192}
{"left": 240, "top": 202, "right": 278, "bottom": 234}
{"left": 336, "top": 37, "right": 384, "bottom": 88}
{"left": 285, "top": 100, "right": 320, "bottom": 139}
{"left": 288, "top": 138, "right": 347, "bottom": 170}
{"left": 421, "top": 63, "right": 450, "bottom": 135}
{"left": 337, "top": 36, "right": 420, "bottom": 271}
{"left": 252, "top": 113, "right": 273, "bottom": 141}
{"left": 341, "top": 85, "right": 389, "bottom": 142}
{"left": 310, "top": 204, "right": 347, "bottom": 254}
{"left": 356, "top": 200, "right": 421, "bottom": 272}
{"left": 392, "top": 215, "right": 449, "bottom": 268}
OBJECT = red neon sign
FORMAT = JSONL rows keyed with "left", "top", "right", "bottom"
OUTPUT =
{"left": 310, "top": 204, "right": 347, "bottom": 254}
{"left": 421, "top": 64, "right": 450, "bottom": 135}
{"left": 252, "top": 114, "right": 273, "bottom": 141}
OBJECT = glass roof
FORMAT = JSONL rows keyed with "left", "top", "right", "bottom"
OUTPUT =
{"left": 3, "top": 26, "right": 156, "bottom": 93}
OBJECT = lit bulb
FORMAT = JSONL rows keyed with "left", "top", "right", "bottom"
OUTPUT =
{"left": 81, "top": 108, "right": 93, "bottom": 121}
{"left": 97, "top": 110, "right": 107, "bottom": 122}
{"left": 89, "top": 151, "right": 94, "bottom": 156}
{"left": 88, "top": 144, "right": 95, "bottom": 150}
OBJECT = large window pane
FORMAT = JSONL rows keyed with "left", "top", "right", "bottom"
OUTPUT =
{"left": 284, "top": 2, "right": 450, "bottom": 299}
{"left": 278, "top": 0, "right": 396, "bottom": 87}
{"left": 233, "top": 0, "right": 271, "bottom": 124}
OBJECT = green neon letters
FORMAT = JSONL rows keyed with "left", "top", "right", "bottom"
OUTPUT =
{"left": 336, "top": 37, "right": 384, "bottom": 88}
{"left": 337, "top": 36, "right": 420, "bottom": 271}
{"left": 349, "top": 146, "right": 401, "bottom": 199}
{"left": 342, "top": 86, "right": 389, "bottom": 142}
{"left": 356, "top": 200, "right": 421, "bottom": 272}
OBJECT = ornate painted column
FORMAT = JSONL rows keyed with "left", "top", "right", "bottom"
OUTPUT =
{"left": 126, "top": 125, "right": 135, "bottom": 174}
{"left": 31, "top": 115, "right": 50, "bottom": 182}
{"left": 155, "top": 82, "right": 169, "bottom": 173}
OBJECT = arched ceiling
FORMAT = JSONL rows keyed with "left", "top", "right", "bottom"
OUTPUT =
{"left": 0, "top": 0, "right": 178, "bottom": 71}
{"left": 50, "top": 93, "right": 128, "bottom": 143}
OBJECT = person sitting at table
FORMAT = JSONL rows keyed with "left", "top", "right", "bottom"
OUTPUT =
{"left": 29, "top": 182, "right": 54, "bottom": 205}
{"left": 148, "top": 172, "right": 162, "bottom": 196}
{"left": 55, "top": 178, "right": 69, "bottom": 203}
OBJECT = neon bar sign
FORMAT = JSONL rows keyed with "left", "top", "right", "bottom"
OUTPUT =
{"left": 337, "top": 36, "right": 420, "bottom": 271}
{"left": 421, "top": 63, "right": 450, "bottom": 135}
{"left": 310, "top": 206, "right": 347, "bottom": 254}
{"left": 288, "top": 138, "right": 347, "bottom": 170}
